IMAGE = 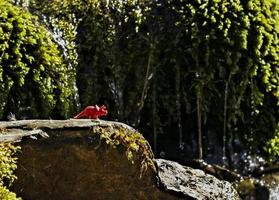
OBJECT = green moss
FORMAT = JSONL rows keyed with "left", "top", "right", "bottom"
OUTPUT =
{"left": 93, "top": 124, "right": 155, "bottom": 177}
{"left": 266, "top": 123, "right": 279, "bottom": 159}
{"left": 0, "top": 0, "right": 76, "bottom": 119}
{"left": 236, "top": 178, "right": 255, "bottom": 198}
{"left": 0, "top": 185, "right": 19, "bottom": 200}
{"left": 0, "top": 143, "right": 21, "bottom": 200}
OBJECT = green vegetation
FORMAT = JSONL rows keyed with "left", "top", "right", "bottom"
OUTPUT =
{"left": 72, "top": 0, "right": 279, "bottom": 160}
{"left": 0, "top": 143, "right": 20, "bottom": 200}
{"left": 266, "top": 124, "right": 279, "bottom": 159}
{"left": 0, "top": 0, "right": 76, "bottom": 119}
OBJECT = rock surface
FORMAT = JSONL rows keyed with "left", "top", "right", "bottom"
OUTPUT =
{"left": 0, "top": 120, "right": 177, "bottom": 200}
{"left": 0, "top": 120, "right": 241, "bottom": 200}
{"left": 156, "top": 159, "right": 240, "bottom": 200}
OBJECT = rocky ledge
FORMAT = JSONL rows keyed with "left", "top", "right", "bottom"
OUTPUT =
{"left": 0, "top": 119, "right": 240, "bottom": 200}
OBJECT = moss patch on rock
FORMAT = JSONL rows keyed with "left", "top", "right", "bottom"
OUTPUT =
{"left": 92, "top": 123, "right": 156, "bottom": 177}
{"left": 0, "top": 143, "right": 20, "bottom": 200}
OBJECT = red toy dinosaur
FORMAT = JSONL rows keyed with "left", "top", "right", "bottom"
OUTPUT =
{"left": 74, "top": 105, "right": 108, "bottom": 119}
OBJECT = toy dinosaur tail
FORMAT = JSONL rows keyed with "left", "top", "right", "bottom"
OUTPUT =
{"left": 73, "top": 110, "right": 86, "bottom": 119}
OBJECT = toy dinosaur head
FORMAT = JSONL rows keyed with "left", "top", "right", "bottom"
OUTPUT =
{"left": 97, "top": 105, "right": 108, "bottom": 117}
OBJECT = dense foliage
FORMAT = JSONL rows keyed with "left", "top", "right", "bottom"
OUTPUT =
{"left": 0, "top": 0, "right": 76, "bottom": 119}
{"left": 0, "top": 143, "right": 20, "bottom": 200}
{"left": 74, "top": 0, "right": 279, "bottom": 161}
{"left": 1, "top": 0, "right": 278, "bottom": 163}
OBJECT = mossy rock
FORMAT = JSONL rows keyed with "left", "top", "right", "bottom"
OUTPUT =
{"left": 0, "top": 119, "right": 177, "bottom": 200}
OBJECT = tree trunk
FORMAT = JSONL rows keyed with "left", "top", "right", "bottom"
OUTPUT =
{"left": 223, "top": 81, "right": 229, "bottom": 166}
{"left": 175, "top": 65, "right": 183, "bottom": 150}
{"left": 197, "top": 95, "right": 203, "bottom": 160}
{"left": 223, "top": 73, "right": 231, "bottom": 166}
{"left": 135, "top": 39, "right": 155, "bottom": 126}
{"left": 152, "top": 72, "right": 157, "bottom": 155}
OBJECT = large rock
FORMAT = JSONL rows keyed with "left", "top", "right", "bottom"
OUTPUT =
{"left": 0, "top": 120, "right": 178, "bottom": 200}
{"left": 0, "top": 120, "right": 241, "bottom": 200}
{"left": 156, "top": 159, "right": 240, "bottom": 200}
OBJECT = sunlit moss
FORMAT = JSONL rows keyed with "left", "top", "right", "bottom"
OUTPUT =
{"left": 0, "top": 0, "right": 75, "bottom": 119}
{"left": 92, "top": 124, "right": 155, "bottom": 178}
{"left": 266, "top": 124, "right": 279, "bottom": 159}
{"left": 0, "top": 185, "right": 20, "bottom": 200}
{"left": 0, "top": 143, "right": 21, "bottom": 200}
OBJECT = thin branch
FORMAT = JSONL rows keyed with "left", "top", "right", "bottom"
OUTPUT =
{"left": 223, "top": 73, "right": 232, "bottom": 166}
{"left": 175, "top": 64, "right": 183, "bottom": 150}
{"left": 197, "top": 94, "right": 203, "bottom": 160}
{"left": 136, "top": 38, "right": 155, "bottom": 125}
{"left": 152, "top": 73, "right": 157, "bottom": 155}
